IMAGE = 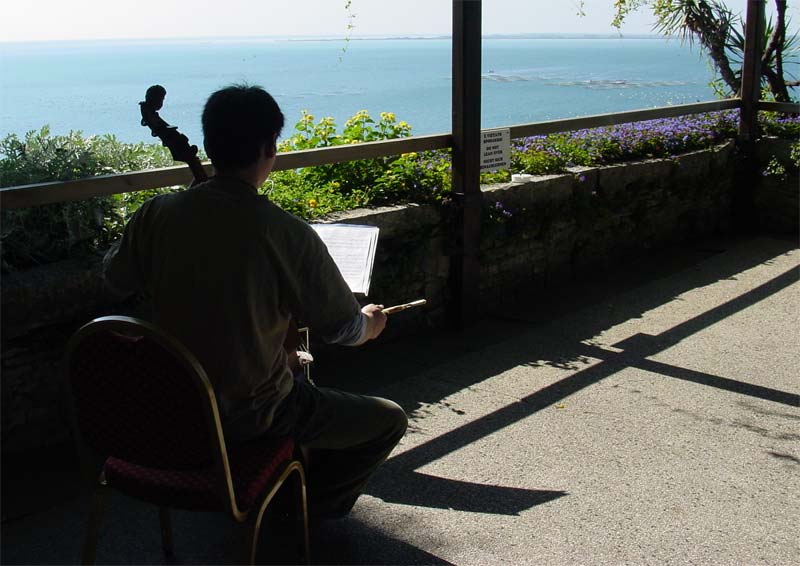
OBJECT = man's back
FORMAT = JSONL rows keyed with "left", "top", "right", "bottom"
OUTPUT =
{"left": 103, "top": 83, "right": 404, "bottom": 520}
{"left": 104, "top": 176, "right": 359, "bottom": 441}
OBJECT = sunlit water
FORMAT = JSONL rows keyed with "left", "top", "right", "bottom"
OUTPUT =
{"left": 1, "top": 37, "right": 726, "bottom": 145}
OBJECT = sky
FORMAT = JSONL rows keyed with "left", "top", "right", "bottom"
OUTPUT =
{"left": 1, "top": 0, "right": 784, "bottom": 43}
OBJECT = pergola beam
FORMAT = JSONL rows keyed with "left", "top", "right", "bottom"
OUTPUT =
{"left": 449, "top": 0, "right": 482, "bottom": 328}
{"left": 738, "top": 0, "right": 766, "bottom": 145}
{"left": 735, "top": 0, "right": 767, "bottom": 233}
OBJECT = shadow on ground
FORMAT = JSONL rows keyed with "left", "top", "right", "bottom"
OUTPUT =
{"left": 2, "top": 235, "right": 798, "bottom": 565}
{"left": 323, "top": 235, "right": 798, "bottom": 543}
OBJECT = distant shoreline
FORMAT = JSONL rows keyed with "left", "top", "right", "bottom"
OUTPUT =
{"left": 1, "top": 33, "right": 676, "bottom": 47}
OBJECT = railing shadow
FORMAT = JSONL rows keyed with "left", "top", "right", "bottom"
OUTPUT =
{"left": 367, "top": 469, "right": 566, "bottom": 514}
{"left": 318, "top": 237, "right": 799, "bottom": 515}
{"left": 318, "top": 236, "right": 798, "bottom": 404}
{"left": 308, "top": 516, "right": 457, "bottom": 566}
{"left": 3, "top": 237, "right": 797, "bottom": 565}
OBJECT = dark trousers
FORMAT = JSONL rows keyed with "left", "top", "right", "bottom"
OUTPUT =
{"left": 268, "top": 380, "right": 408, "bottom": 518}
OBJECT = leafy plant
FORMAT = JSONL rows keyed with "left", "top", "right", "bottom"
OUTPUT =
{"left": 373, "top": 150, "right": 452, "bottom": 203}
{"left": 0, "top": 127, "right": 176, "bottom": 271}
{"left": 608, "top": 0, "right": 798, "bottom": 102}
{"left": 791, "top": 139, "right": 800, "bottom": 169}
{"left": 274, "top": 109, "right": 415, "bottom": 204}
{"left": 3, "top": 109, "right": 798, "bottom": 272}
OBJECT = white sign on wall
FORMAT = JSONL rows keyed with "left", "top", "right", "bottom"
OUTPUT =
{"left": 480, "top": 128, "right": 510, "bottom": 172}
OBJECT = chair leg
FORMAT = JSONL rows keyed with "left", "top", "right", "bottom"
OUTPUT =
{"left": 247, "top": 461, "right": 310, "bottom": 565}
{"left": 81, "top": 482, "right": 108, "bottom": 565}
{"left": 295, "top": 464, "right": 311, "bottom": 565}
{"left": 159, "top": 507, "right": 175, "bottom": 557}
{"left": 246, "top": 518, "right": 260, "bottom": 566}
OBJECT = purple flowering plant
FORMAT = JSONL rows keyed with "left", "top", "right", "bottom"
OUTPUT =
{"left": 269, "top": 109, "right": 798, "bottom": 218}
{"left": 5, "top": 110, "right": 795, "bottom": 270}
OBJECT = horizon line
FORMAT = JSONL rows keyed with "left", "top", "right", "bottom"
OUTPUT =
{"left": 1, "top": 32, "right": 678, "bottom": 46}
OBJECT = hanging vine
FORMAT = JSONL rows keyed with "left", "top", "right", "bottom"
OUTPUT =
{"left": 339, "top": 0, "right": 357, "bottom": 63}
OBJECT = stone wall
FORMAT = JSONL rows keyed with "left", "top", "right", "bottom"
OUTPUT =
{"left": 754, "top": 137, "right": 799, "bottom": 234}
{"left": 2, "top": 258, "right": 118, "bottom": 453}
{"left": 3, "top": 139, "right": 788, "bottom": 454}
{"left": 477, "top": 141, "right": 738, "bottom": 311}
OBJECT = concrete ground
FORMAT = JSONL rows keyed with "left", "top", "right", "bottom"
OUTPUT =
{"left": 2, "top": 235, "right": 799, "bottom": 565}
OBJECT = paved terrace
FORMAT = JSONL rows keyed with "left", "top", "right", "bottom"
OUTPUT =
{"left": 2, "top": 235, "right": 799, "bottom": 565}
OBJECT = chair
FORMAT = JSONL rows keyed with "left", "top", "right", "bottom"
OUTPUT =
{"left": 64, "top": 315, "right": 310, "bottom": 565}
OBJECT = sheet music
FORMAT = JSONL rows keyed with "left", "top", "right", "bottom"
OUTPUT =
{"left": 312, "top": 224, "right": 379, "bottom": 295}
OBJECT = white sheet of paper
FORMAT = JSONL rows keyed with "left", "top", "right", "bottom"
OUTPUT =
{"left": 311, "top": 224, "right": 379, "bottom": 295}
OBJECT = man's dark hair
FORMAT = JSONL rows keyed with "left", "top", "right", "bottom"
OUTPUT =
{"left": 202, "top": 84, "right": 285, "bottom": 171}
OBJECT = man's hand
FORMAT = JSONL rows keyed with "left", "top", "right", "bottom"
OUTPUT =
{"left": 362, "top": 304, "right": 387, "bottom": 341}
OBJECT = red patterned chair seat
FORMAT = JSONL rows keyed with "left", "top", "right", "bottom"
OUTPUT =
{"left": 68, "top": 317, "right": 309, "bottom": 564}
{"left": 105, "top": 436, "right": 295, "bottom": 512}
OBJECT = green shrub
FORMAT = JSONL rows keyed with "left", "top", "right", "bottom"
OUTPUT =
{"left": 276, "top": 110, "right": 412, "bottom": 198}
{"left": 760, "top": 112, "right": 800, "bottom": 138}
{"left": 1, "top": 127, "right": 175, "bottom": 271}
{"left": 3, "top": 109, "right": 798, "bottom": 272}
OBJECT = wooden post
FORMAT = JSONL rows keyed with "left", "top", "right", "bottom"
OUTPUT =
{"left": 449, "top": 0, "right": 482, "bottom": 328}
{"left": 738, "top": 0, "right": 766, "bottom": 146}
{"left": 735, "top": 0, "right": 766, "bottom": 233}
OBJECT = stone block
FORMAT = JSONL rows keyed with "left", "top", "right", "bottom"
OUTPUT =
{"left": 483, "top": 174, "right": 573, "bottom": 210}
{"left": 567, "top": 166, "right": 600, "bottom": 195}
{"left": 596, "top": 162, "right": 630, "bottom": 200}
{"left": 755, "top": 174, "right": 800, "bottom": 234}
{"left": 1, "top": 257, "right": 116, "bottom": 340}
{"left": 672, "top": 148, "right": 712, "bottom": 184}
{"left": 710, "top": 140, "right": 736, "bottom": 171}
{"left": 597, "top": 158, "right": 675, "bottom": 201}
{"left": 756, "top": 137, "right": 794, "bottom": 166}
{"left": 321, "top": 203, "right": 440, "bottom": 240}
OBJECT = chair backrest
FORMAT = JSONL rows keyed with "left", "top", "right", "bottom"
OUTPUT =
{"left": 65, "top": 316, "right": 226, "bottom": 471}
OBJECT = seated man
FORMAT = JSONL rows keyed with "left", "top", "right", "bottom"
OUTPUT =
{"left": 104, "top": 83, "right": 407, "bottom": 519}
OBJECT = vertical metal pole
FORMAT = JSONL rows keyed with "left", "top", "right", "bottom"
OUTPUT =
{"left": 449, "top": 0, "right": 482, "bottom": 328}
{"left": 735, "top": 0, "right": 766, "bottom": 232}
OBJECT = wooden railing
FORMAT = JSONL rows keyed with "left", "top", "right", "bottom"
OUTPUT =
{"left": 0, "top": 133, "right": 453, "bottom": 209}
{"left": 3, "top": 97, "right": 799, "bottom": 210}
{"left": 758, "top": 101, "right": 800, "bottom": 114}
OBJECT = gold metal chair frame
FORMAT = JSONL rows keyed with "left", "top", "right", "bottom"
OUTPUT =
{"left": 65, "top": 316, "right": 310, "bottom": 565}
{"left": 296, "top": 326, "right": 315, "bottom": 385}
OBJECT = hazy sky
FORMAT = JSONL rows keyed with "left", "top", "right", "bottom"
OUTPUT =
{"left": 0, "top": 0, "right": 785, "bottom": 43}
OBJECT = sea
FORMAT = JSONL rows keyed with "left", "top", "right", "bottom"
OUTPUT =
{"left": 1, "top": 36, "right": 725, "bottom": 146}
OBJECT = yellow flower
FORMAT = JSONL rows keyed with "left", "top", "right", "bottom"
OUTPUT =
{"left": 398, "top": 121, "right": 410, "bottom": 129}
{"left": 387, "top": 112, "right": 396, "bottom": 122}
{"left": 331, "top": 181, "right": 341, "bottom": 188}
{"left": 308, "top": 198, "right": 318, "bottom": 208}
{"left": 402, "top": 152, "right": 418, "bottom": 159}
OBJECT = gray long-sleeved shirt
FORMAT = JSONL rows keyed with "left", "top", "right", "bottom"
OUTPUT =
{"left": 103, "top": 176, "right": 363, "bottom": 442}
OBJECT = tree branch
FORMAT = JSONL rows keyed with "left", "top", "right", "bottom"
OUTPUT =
{"left": 683, "top": 1, "right": 740, "bottom": 95}
{"left": 761, "top": 0, "right": 789, "bottom": 101}
{"left": 761, "top": 0, "right": 787, "bottom": 64}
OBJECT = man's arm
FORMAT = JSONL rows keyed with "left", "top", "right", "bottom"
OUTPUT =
{"left": 283, "top": 219, "right": 386, "bottom": 346}
{"left": 326, "top": 303, "right": 387, "bottom": 346}
{"left": 102, "top": 203, "right": 149, "bottom": 298}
